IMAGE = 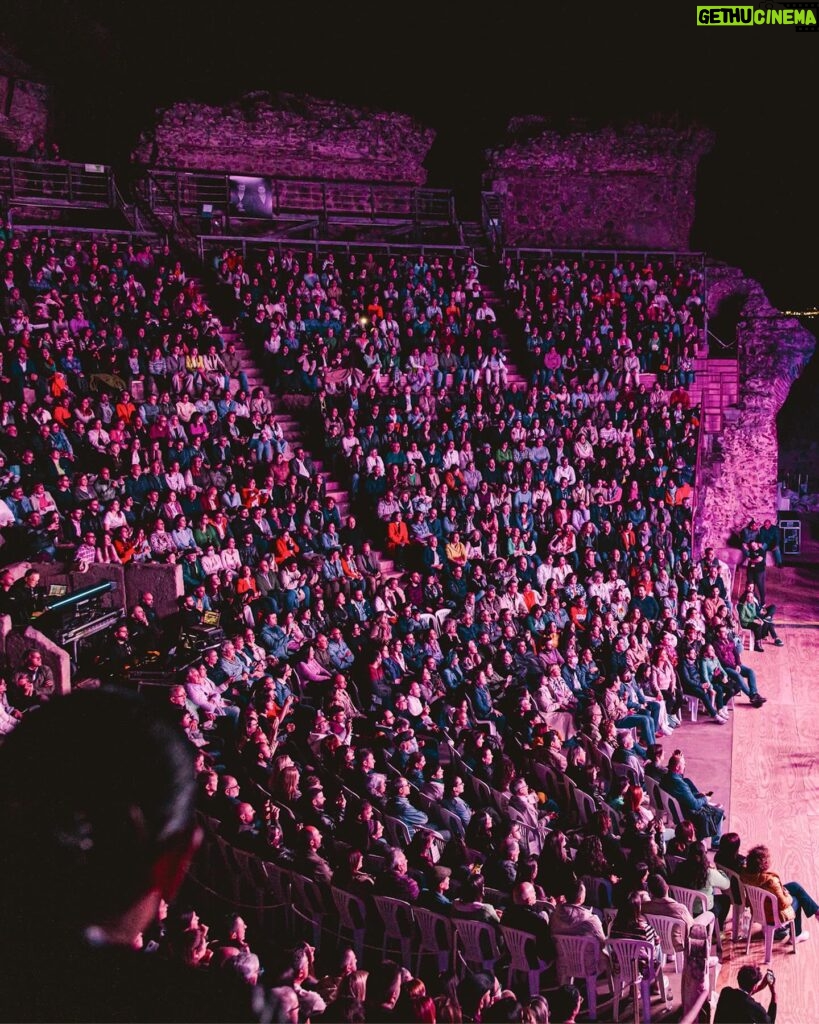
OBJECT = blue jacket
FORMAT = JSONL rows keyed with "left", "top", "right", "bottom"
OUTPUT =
{"left": 661, "top": 771, "right": 708, "bottom": 815}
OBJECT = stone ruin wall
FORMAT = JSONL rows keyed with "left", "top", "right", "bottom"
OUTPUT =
{"left": 133, "top": 92, "right": 435, "bottom": 185}
{"left": 132, "top": 100, "right": 815, "bottom": 553}
{"left": 0, "top": 45, "right": 50, "bottom": 154}
{"left": 484, "top": 120, "right": 715, "bottom": 251}
{"left": 697, "top": 266, "right": 815, "bottom": 555}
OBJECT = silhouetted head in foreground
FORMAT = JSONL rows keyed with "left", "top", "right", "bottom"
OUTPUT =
{"left": 0, "top": 687, "right": 198, "bottom": 945}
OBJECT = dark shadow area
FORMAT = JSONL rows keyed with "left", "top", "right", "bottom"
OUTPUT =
{"left": 422, "top": 113, "right": 507, "bottom": 223}
{"left": 707, "top": 293, "right": 745, "bottom": 356}
{"left": 777, "top": 328, "right": 819, "bottom": 489}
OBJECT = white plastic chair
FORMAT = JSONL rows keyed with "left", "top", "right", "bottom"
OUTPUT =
{"left": 687, "top": 919, "right": 722, "bottom": 1016}
{"left": 500, "top": 926, "right": 551, "bottom": 998}
{"left": 259, "top": 860, "right": 292, "bottom": 931}
{"left": 383, "top": 815, "right": 412, "bottom": 848}
{"left": 685, "top": 693, "right": 701, "bottom": 722}
{"left": 601, "top": 907, "right": 618, "bottom": 936}
{"left": 645, "top": 913, "right": 687, "bottom": 973}
{"left": 516, "top": 820, "right": 546, "bottom": 857}
{"left": 721, "top": 867, "right": 747, "bottom": 941}
{"left": 453, "top": 917, "right": 503, "bottom": 973}
{"left": 330, "top": 886, "right": 367, "bottom": 960}
{"left": 371, "top": 894, "right": 415, "bottom": 968}
{"left": 645, "top": 910, "right": 716, "bottom": 976}
{"left": 687, "top": 692, "right": 734, "bottom": 721}
{"left": 435, "top": 804, "right": 467, "bottom": 840}
{"left": 230, "top": 845, "right": 269, "bottom": 928}
{"left": 608, "top": 937, "right": 666, "bottom": 1022}
{"left": 658, "top": 789, "right": 685, "bottom": 828}
{"left": 573, "top": 786, "right": 598, "bottom": 826}
{"left": 642, "top": 775, "right": 662, "bottom": 811}
{"left": 665, "top": 854, "right": 686, "bottom": 875}
{"left": 553, "top": 934, "right": 610, "bottom": 1021}
{"left": 469, "top": 774, "right": 494, "bottom": 809}
{"left": 582, "top": 875, "right": 613, "bottom": 911}
{"left": 669, "top": 885, "right": 708, "bottom": 918}
{"left": 289, "top": 873, "right": 331, "bottom": 949}
{"left": 744, "top": 883, "right": 796, "bottom": 962}
{"left": 612, "top": 761, "right": 639, "bottom": 787}
{"left": 414, "top": 907, "right": 456, "bottom": 974}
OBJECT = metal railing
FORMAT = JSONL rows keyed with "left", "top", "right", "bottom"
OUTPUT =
{"left": 5, "top": 222, "right": 163, "bottom": 246}
{"left": 707, "top": 327, "right": 736, "bottom": 352}
{"left": 503, "top": 246, "right": 706, "bottom": 268}
{"left": 481, "top": 192, "right": 504, "bottom": 253}
{"left": 142, "top": 168, "right": 455, "bottom": 225}
{"left": 198, "top": 234, "right": 474, "bottom": 266}
{"left": 0, "top": 157, "right": 114, "bottom": 208}
{"left": 142, "top": 173, "right": 202, "bottom": 254}
{"left": 691, "top": 410, "right": 706, "bottom": 561}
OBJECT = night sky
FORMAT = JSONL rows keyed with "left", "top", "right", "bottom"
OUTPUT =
{"left": 2, "top": 0, "right": 817, "bottom": 312}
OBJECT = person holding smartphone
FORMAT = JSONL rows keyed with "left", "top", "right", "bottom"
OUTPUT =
{"left": 714, "top": 963, "right": 777, "bottom": 1022}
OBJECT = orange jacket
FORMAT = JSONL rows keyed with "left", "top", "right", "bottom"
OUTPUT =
{"left": 386, "top": 521, "right": 409, "bottom": 549}
{"left": 741, "top": 870, "right": 795, "bottom": 924}
{"left": 274, "top": 536, "right": 300, "bottom": 565}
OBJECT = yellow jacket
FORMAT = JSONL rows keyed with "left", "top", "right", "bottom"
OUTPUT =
{"left": 741, "top": 870, "right": 795, "bottom": 923}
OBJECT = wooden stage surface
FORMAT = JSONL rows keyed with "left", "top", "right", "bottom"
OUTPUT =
{"left": 663, "top": 543, "right": 819, "bottom": 1023}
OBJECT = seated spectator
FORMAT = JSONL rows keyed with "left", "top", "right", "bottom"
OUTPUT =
{"left": 738, "top": 585, "right": 784, "bottom": 652}
{"left": 661, "top": 752, "right": 724, "bottom": 848}
{"left": 642, "top": 873, "right": 695, "bottom": 953}
{"left": 14, "top": 648, "right": 55, "bottom": 702}
{"left": 451, "top": 873, "right": 501, "bottom": 925}
{"left": 550, "top": 877, "right": 606, "bottom": 943}
{"left": 669, "top": 841, "right": 730, "bottom": 949}
{"left": 375, "top": 846, "right": 420, "bottom": 904}
{"left": 741, "top": 844, "right": 819, "bottom": 943}
{"left": 609, "top": 891, "right": 663, "bottom": 971}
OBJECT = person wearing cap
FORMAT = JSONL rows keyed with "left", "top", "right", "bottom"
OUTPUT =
{"left": 419, "top": 865, "right": 453, "bottom": 913}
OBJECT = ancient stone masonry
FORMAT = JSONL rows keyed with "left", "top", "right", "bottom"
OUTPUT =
{"left": 483, "top": 119, "right": 715, "bottom": 251}
{"left": 133, "top": 92, "right": 435, "bottom": 184}
{"left": 0, "top": 46, "right": 50, "bottom": 153}
{"left": 697, "top": 264, "right": 816, "bottom": 553}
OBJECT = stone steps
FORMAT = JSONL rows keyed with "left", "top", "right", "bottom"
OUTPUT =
{"left": 200, "top": 287, "right": 404, "bottom": 581}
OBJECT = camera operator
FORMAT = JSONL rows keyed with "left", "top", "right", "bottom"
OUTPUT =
{"left": 714, "top": 964, "right": 777, "bottom": 1023}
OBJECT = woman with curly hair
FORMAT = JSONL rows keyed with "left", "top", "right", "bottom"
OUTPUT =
{"left": 741, "top": 844, "right": 819, "bottom": 942}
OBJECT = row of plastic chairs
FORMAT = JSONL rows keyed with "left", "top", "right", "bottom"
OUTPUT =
{"left": 534, "top": 761, "right": 628, "bottom": 836}
{"left": 203, "top": 828, "right": 733, "bottom": 1021}
{"left": 203, "top": 831, "right": 594, "bottom": 1011}
{"left": 646, "top": 871, "right": 797, "bottom": 966}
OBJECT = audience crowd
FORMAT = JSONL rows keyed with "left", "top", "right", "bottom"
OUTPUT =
{"left": 0, "top": 226, "right": 795, "bottom": 1022}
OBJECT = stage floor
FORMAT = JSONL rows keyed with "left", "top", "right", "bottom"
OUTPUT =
{"left": 663, "top": 555, "right": 819, "bottom": 1023}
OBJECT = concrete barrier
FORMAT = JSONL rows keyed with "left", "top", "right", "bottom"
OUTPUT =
{"left": 124, "top": 561, "right": 184, "bottom": 620}
{"left": 6, "top": 625, "right": 72, "bottom": 696}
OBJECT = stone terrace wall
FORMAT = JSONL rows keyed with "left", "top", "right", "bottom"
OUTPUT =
{"left": 484, "top": 120, "right": 714, "bottom": 250}
{"left": 0, "top": 46, "right": 50, "bottom": 153}
{"left": 697, "top": 264, "right": 816, "bottom": 553}
{"left": 133, "top": 92, "right": 435, "bottom": 185}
